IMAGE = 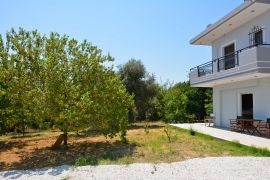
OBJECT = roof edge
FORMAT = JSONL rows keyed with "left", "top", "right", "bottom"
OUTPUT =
{"left": 190, "top": 0, "right": 262, "bottom": 45}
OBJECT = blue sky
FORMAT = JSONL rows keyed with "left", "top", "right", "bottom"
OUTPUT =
{"left": 1, "top": 0, "right": 243, "bottom": 83}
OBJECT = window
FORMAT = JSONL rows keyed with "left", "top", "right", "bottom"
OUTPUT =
{"left": 249, "top": 26, "right": 264, "bottom": 46}
{"left": 224, "top": 43, "right": 235, "bottom": 70}
{"left": 254, "top": 30, "right": 263, "bottom": 45}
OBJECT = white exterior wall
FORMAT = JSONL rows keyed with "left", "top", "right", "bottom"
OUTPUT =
{"left": 213, "top": 77, "right": 270, "bottom": 128}
{"left": 212, "top": 10, "right": 270, "bottom": 59}
{"left": 210, "top": 9, "right": 270, "bottom": 128}
{"left": 192, "top": 5, "right": 270, "bottom": 127}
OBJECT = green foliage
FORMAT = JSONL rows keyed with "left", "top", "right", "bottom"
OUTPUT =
{"left": 116, "top": 59, "right": 214, "bottom": 124}
{"left": 0, "top": 81, "right": 8, "bottom": 134}
{"left": 118, "top": 59, "right": 159, "bottom": 121}
{"left": 0, "top": 28, "right": 133, "bottom": 143}
{"left": 162, "top": 82, "right": 212, "bottom": 123}
{"left": 0, "top": 28, "right": 45, "bottom": 134}
{"left": 204, "top": 89, "right": 213, "bottom": 116}
{"left": 75, "top": 157, "right": 99, "bottom": 166}
{"left": 144, "top": 121, "right": 150, "bottom": 134}
{"left": 163, "top": 85, "right": 189, "bottom": 123}
{"left": 118, "top": 59, "right": 213, "bottom": 123}
{"left": 173, "top": 126, "right": 270, "bottom": 157}
{"left": 74, "top": 148, "right": 134, "bottom": 167}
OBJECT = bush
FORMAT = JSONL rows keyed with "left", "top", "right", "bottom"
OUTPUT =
{"left": 163, "top": 85, "right": 190, "bottom": 123}
{"left": 162, "top": 82, "right": 212, "bottom": 123}
{"left": 189, "top": 128, "right": 196, "bottom": 136}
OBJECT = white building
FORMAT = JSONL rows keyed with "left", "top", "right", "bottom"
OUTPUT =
{"left": 189, "top": 0, "right": 270, "bottom": 128}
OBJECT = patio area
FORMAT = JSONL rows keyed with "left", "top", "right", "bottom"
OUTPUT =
{"left": 171, "top": 123, "right": 270, "bottom": 150}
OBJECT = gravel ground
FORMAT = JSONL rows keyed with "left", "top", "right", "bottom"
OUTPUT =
{"left": 1, "top": 157, "right": 269, "bottom": 180}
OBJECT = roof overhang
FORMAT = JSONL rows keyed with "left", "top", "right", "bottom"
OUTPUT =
{"left": 190, "top": 0, "right": 270, "bottom": 45}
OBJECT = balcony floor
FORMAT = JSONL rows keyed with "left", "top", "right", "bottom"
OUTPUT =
{"left": 191, "top": 71, "right": 270, "bottom": 87}
{"left": 190, "top": 45, "right": 270, "bottom": 87}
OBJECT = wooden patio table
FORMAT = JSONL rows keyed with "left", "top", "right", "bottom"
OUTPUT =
{"left": 236, "top": 119, "right": 263, "bottom": 136}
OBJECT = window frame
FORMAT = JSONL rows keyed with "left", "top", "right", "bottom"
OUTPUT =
{"left": 249, "top": 26, "right": 265, "bottom": 46}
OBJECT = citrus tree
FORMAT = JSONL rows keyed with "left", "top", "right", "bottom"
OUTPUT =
{"left": 44, "top": 33, "right": 133, "bottom": 145}
{"left": 0, "top": 29, "right": 45, "bottom": 135}
{"left": 0, "top": 28, "right": 133, "bottom": 146}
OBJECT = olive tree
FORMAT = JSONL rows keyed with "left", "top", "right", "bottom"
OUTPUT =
{"left": 118, "top": 59, "right": 159, "bottom": 121}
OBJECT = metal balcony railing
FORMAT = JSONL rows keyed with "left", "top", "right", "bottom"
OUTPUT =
{"left": 217, "top": 52, "right": 239, "bottom": 72}
{"left": 197, "top": 61, "right": 213, "bottom": 77}
{"left": 190, "top": 43, "right": 270, "bottom": 77}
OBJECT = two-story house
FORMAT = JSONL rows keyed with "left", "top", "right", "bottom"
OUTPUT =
{"left": 190, "top": 0, "right": 270, "bottom": 128}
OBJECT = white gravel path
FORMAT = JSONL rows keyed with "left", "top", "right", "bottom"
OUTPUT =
{"left": 1, "top": 157, "right": 269, "bottom": 180}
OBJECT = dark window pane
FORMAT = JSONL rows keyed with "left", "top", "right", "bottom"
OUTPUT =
{"left": 254, "top": 30, "right": 263, "bottom": 45}
{"left": 242, "top": 94, "right": 253, "bottom": 119}
{"left": 224, "top": 43, "right": 235, "bottom": 70}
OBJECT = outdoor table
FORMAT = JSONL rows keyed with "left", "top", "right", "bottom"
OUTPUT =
{"left": 236, "top": 119, "right": 263, "bottom": 136}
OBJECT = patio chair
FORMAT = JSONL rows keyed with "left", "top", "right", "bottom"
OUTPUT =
{"left": 230, "top": 119, "right": 239, "bottom": 131}
{"left": 204, "top": 114, "right": 214, "bottom": 127}
{"left": 259, "top": 122, "right": 268, "bottom": 137}
{"left": 259, "top": 118, "right": 270, "bottom": 137}
{"left": 230, "top": 117, "right": 242, "bottom": 132}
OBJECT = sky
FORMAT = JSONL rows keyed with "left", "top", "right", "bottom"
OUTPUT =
{"left": 1, "top": 0, "right": 243, "bottom": 83}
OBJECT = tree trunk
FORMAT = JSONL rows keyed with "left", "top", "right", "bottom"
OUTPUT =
{"left": 51, "top": 134, "right": 65, "bottom": 150}
{"left": 51, "top": 121, "right": 68, "bottom": 150}
{"left": 63, "top": 130, "right": 68, "bottom": 147}
{"left": 128, "top": 109, "right": 134, "bottom": 122}
{"left": 22, "top": 119, "right": 25, "bottom": 136}
{"left": 62, "top": 120, "right": 68, "bottom": 148}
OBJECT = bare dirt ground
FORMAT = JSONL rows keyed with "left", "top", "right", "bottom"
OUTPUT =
{"left": 0, "top": 130, "right": 131, "bottom": 171}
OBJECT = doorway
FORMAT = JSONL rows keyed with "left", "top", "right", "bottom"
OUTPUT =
{"left": 242, "top": 94, "right": 253, "bottom": 119}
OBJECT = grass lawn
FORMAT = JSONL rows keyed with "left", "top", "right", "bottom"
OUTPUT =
{"left": 0, "top": 121, "right": 270, "bottom": 171}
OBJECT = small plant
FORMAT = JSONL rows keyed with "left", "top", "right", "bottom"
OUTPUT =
{"left": 189, "top": 127, "right": 196, "bottom": 136}
{"left": 75, "top": 157, "right": 98, "bottom": 166}
{"left": 153, "top": 165, "right": 157, "bottom": 171}
{"left": 144, "top": 121, "right": 150, "bottom": 134}
{"left": 163, "top": 126, "right": 172, "bottom": 143}
{"left": 151, "top": 165, "right": 157, "bottom": 174}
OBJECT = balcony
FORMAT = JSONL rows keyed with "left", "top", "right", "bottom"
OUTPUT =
{"left": 190, "top": 44, "right": 270, "bottom": 87}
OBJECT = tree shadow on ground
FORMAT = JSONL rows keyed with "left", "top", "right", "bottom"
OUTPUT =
{"left": 10, "top": 133, "right": 42, "bottom": 139}
{"left": 0, "top": 139, "right": 136, "bottom": 172}
{"left": 128, "top": 124, "right": 165, "bottom": 131}
{"left": 0, "top": 140, "right": 27, "bottom": 153}
{"left": 70, "top": 129, "right": 103, "bottom": 138}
